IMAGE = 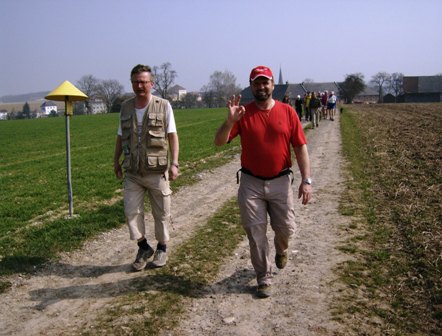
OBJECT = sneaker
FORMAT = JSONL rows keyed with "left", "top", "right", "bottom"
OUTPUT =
{"left": 132, "top": 246, "right": 154, "bottom": 271}
{"left": 275, "top": 251, "right": 288, "bottom": 269}
{"left": 256, "top": 284, "right": 271, "bottom": 298}
{"left": 152, "top": 249, "right": 168, "bottom": 267}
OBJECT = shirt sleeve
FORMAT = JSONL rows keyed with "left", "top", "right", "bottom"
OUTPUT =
{"left": 166, "top": 102, "right": 177, "bottom": 134}
{"left": 117, "top": 120, "right": 122, "bottom": 136}
{"left": 227, "top": 121, "right": 239, "bottom": 143}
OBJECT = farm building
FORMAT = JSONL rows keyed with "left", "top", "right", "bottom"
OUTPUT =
{"left": 402, "top": 75, "right": 442, "bottom": 103}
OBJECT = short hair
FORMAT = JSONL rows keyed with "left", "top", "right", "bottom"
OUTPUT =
{"left": 130, "top": 64, "right": 155, "bottom": 81}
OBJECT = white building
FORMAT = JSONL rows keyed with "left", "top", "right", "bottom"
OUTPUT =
{"left": 168, "top": 85, "right": 187, "bottom": 101}
{"left": 90, "top": 99, "right": 107, "bottom": 114}
{"left": 40, "top": 101, "right": 58, "bottom": 117}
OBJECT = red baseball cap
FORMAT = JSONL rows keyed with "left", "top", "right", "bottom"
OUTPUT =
{"left": 249, "top": 65, "right": 273, "bottom": 81}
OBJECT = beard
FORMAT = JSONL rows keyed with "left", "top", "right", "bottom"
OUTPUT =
{"left": 253, "top": 90, "right": 271, "bottom": 101}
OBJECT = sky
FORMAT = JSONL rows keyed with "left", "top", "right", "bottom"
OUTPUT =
{"left": 1, "top": 0, "right": 441, "bottom": 97}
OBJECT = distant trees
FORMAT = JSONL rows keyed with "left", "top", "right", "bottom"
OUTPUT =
{"left": 201, "top": 70, "right": 242, "bottom": 108}
{"left": 76, "top": 75, "right": 100, "bottom": 115}
{"left": 22, "top": 102, "right": 31, "bottom": 119}
{"left": 339, "top": 73, "right": 366, "bottom": 104}
{"left": 371, "top": 72, "right": 390, "bottom": 103}
{"left": 180, "top": 93, "right": 201, "bottom": 109}
{"left": 370, "top": 72, "right": 405, "bottom": 103}
{"left": 153, "top": 62, "right": 177, "bottom": 99}
{"left": 96, "top": 79, "right": 124, "bottom": 113}
{"left": 76, "top": 75, "right": 124, "bottom": 114}
{"left": 388, "top": 72, "right": 404, "bottom": 102}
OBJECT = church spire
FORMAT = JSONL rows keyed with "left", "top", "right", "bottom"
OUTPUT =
{"left": 278, "top": 66, "right": 283, "bottom": 85}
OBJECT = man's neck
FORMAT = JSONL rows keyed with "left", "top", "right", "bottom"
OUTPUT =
{"left": 255, "top": 98, "right": 275, "bottom": 111}
{"left": 135, "top": 94, "right": 151, "bottom": 109}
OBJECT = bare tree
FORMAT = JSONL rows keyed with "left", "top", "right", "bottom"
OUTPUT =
{"left": 202, "top": 70, "right": 242, "bottom": 108}
{"left": 152, "top": 62, "right": 177, "bottom": 99}
{"left": 76, "top": 75, "right": 100, "bottom": 115}
{"left": 388, "top": 72, "right": 404, "bottom": 102}
{"left": 96, "top": 79, "right": 124, "bottom": 113}
{"left": 371, "top": 71, "right": 391, "bottom": 103}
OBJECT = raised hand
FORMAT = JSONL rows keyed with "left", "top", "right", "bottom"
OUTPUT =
{"left": 227, "top": 95, "right": 246, "bottom": 123}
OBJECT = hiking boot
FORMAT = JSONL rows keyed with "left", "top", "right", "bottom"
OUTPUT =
{"left": 275, "top": 251, "right": 288, "bottom": 269}
{"left": 152, "top": 249, "right": 168, "bottom": 267}
{"left": 256, "top": 284, "right": 271, "bottom": 298}
{"left": 132, "top": 246, "right": 154, "bottom": 271}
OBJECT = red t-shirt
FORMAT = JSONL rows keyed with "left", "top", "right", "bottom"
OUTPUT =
{"left": 228, "top": 100, "right": 307, "bottom": 177}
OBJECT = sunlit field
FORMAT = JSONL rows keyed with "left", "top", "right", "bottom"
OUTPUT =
{"left": 0, "top": 108, "right": 239, "bottom": 277}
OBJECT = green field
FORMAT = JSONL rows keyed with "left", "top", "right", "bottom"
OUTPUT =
{"left": 0, "top": 108, "right": 239, "bottom": 277}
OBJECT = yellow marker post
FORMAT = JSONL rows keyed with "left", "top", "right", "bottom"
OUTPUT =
{"left": 46, "top": 81, "right": 88, "bottom": 218}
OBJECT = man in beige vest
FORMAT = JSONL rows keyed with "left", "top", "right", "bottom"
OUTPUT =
{"left": 114, "top": 64, "right": 179, "bottom": 271}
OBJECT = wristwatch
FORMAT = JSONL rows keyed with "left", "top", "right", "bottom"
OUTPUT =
{"left": 171, "top": 162, "right": 179, "bottom": 169}
{"left": 302, "top": 177, "right": 312, "bottom": 185}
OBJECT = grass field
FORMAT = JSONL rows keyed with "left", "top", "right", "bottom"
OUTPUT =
{"left": 0, "top": 108, "right": 239, "bottom": 281}
{"left": 337, "top": 103, "right": 441, "bottom": 335}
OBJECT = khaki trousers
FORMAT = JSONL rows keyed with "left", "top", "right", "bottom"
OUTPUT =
{"left": 123, "top": 172, "right": 172, "bottom": 242}
{"left": 238, "top": 173, "right": 296, "bottom": 286}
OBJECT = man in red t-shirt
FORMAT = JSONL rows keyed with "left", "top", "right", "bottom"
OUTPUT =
{"left": 214, "top": 65, "right": 313, "bottom": 298}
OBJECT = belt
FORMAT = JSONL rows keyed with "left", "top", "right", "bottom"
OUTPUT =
{"left": 236, "top": 168, "right": 293, "bottom": 184}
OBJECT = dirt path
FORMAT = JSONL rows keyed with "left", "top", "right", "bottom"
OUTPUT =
{"left": 166, "top": 113, "right": 352, "bottom": 336}
{"left": 0, "top": 113, "right": 352, "bottom": 336}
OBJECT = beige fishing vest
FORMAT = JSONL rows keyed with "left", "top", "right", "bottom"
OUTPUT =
{"left": 120, "top": 96, "right": 169, "bottom": 175}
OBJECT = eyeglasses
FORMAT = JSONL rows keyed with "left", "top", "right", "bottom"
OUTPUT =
{"left": 131, "top": 80, "right": 152, "bottom": 85}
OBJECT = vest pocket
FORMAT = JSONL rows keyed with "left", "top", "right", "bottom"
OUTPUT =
{"left": 123, "top": 154, "right": 132, "bottom": 170}
{"left": 121, "top": 115, "right": 131, "bottom": 129}
{"left": 147, "top": 156, "right": 168, "bottom": 168}
{"left": 147, "top": 130, "right": 166, "bottom": 148}
{"left": 148, "top": 113, "right": 164, "bottom": 127}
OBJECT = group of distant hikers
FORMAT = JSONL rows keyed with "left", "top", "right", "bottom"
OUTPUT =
{"left": 283, "top": 90, "right": 338, "bottom": 129}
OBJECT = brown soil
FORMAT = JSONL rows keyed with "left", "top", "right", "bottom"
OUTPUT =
{"left": 0, "top": 112, "right": 359, "bottom": 336}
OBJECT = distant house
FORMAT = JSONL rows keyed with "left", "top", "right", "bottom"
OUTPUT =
{"left": 152, "top": 85, "right": 187, "bottom": 101}
{"left": 90, "top": 98, "right": 106, "bottom": 114}
{"left": 0, "top": 110, "right": 8, "bottom": 120}
{"left": 40, "top": 101, "right": 57, "bottom": 117}
{"left": 383, "top": 93, "right": 397, "bottom": 103}
{"left": 402, "top": 75, "right": 442, "bottom": 103}
{"left": 353, "top": 86, "right": 378, "bottom": 104}
{"left": 168, "top": 85, "right": 187, "bottom": 101}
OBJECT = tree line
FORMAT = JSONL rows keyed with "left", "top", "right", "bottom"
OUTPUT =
{"left": 5, "top": 65, "right": 418, "bottom": 120}
{"left": 339, "top": 71, "right": 405, "bottom": 104}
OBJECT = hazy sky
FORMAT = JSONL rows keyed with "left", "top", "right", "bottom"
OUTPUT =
{"left": 1, "top": 0, "right": 441, "bottom": 96}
